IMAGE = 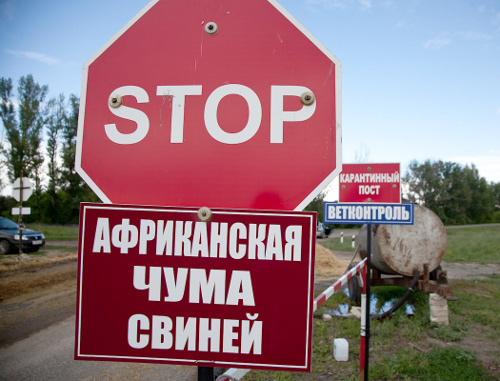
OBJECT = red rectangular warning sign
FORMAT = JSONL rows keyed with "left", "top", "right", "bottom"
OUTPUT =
{"left": 339, "top": 163, "right": 401, "bottom": 203}
{"left": 75, "top": 203, "right": 316, "bottom": 372}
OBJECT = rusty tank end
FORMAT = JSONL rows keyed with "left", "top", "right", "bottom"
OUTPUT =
{"left": 357, "top": 204, "right": 447, "bottom": 277}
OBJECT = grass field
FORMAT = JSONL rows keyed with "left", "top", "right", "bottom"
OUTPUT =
{"left": 12, "top": 222, "right": 500, "bottom": 379}
{"left": 244, "top": 275, "right": 500, "bottom": 380}
{"left": 246, "top": 224, "right": 500, "bottom": 380}
{"left": 28, "top": 224, "right": 79, "bottom": 240}
{"left": 445, "top": 225, "right": 500, "bottom": 263}
{"left": 29, "top": 222, "right": 500, "bottom": 264}
{"left": 320, "top": 236, "right": 357, "bottom": 252}
{"left": 322, "top": 225, "right": 500, "bottom": 264}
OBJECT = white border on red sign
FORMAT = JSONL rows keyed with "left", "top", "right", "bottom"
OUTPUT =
{"left": 75, "top": 0, "right": 342, "bottom": 211}
{"left": 76, "top": 204, "right": 316, "bottom": 370}
{"left": 268, "top": 0, "right": 342, "bottom": 210}
{"left": 75, "top": 0, "right": 160, "bottom": 204}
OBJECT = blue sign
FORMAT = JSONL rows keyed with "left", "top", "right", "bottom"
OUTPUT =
{"left": 323, "top": 202, "right": 414, "bottom": 225}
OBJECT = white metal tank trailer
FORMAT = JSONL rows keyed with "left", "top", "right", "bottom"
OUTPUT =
{"left": 356, "top": 204, "right": 455, "bottom": 320}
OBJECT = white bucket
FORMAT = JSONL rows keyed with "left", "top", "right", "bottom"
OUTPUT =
{"left": 333, "top": 338, "right": 349, "bottom": 361}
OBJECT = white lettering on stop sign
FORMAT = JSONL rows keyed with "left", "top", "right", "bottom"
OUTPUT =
{"left": 204, "top": 84, "right": 262, "bottom": 144}
{"left": 104, "top": 84, "right": 316, "bottom": 145}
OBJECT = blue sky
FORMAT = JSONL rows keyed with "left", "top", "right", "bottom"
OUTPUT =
{"left": 1, "top": 0, "right": 499, "bottom": 196}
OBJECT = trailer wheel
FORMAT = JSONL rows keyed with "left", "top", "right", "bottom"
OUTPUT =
{"left": 347, "top": 262, "right": 361, "bottom": 304}
{"left": 429, "top": 265, "right": 442, "bottom": 281}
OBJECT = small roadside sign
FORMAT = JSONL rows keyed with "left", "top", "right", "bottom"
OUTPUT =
{"left": 12, "top": 177, "right": 33, "bottom": 202}
{"left": 323, "top": 202, "right": 414, "bottom": 225}
{"left": 12, "top": 207, "right": 31, "bottom": 215}
{"left": 339, "top": 163, "right": 401, "bottom": 204}
{"left": 75, "top": 203, "right": 316, "bottom": 371}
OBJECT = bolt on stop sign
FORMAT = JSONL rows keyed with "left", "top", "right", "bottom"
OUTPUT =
{"left": 76, "top": 0, "right": 342, "bottom": 210}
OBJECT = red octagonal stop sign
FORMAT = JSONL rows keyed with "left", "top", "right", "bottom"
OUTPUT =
{"left": 76, "top": 0, "right": 341, "bottom": 210}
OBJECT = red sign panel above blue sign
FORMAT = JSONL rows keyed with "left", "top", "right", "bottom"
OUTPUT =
{"left": 339, "top": 163, "right": 401, "bottom": 204}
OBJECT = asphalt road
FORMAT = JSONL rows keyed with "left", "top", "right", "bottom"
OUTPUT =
{"left": 2, "top": 225, "right": 497, "bottom": 380}
{"left": 0, "top": 313, "right": 199, "bottom": 381}
{"left": 0, "top": 250, "right": 201, "bottom": 381}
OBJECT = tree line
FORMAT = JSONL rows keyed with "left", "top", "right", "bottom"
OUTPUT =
{"left": 0, "top": 75, "right": 98, "bottom": 224}
{"left": 308, "top": 160, "right": 499, "bottom": 226}
{"left": 403, "top": 160, "right": 500, "bottom": 225}
{"left": 1, "top": 75, "right": 499, "bottom": 226}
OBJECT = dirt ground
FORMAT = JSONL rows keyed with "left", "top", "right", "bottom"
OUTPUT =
{"left": 1, "top": 241, "right": 497, "bottom": 340}
{"left": 1, "top": 241, "right": 499, "bottom": 379}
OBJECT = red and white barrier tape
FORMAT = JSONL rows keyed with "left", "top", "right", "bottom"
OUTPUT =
{"left": 360, "top": 265, "right": 367, "bottom": 373}
{"left": 216, "top": 368, "right": 250, "bottom": 381}
{"left": 218, "top": 257, "right": 368, "bottom": 381}
{"left": 313, "top": 257, "right": 367, "bottom": 311}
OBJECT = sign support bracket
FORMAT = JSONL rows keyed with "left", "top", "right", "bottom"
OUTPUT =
{"left": 17, "top": 170, "right": 24, "bottom": 256}
{"left": 198, "top": 366, "right": 214, "bottom": 381}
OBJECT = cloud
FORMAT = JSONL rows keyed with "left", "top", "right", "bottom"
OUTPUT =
{"left": 358, "top": 0, "right": 372, "bottom": 10}
{"left": 305, "top": 0, "right": 347, "bottom": 9}
{"left": 423, "top": 36, "right": 452, "bottom": 50}
{"left": 424, "top": 30, "right": 494, "bottom": 51}
{"left": 5, "top": 49, "right": 60, "bottom": 65}
{"left": 0, "top": 0, "right": 16, "bottom": 21}
{"left": 450, "top": 152, "right": 500, "bottom": 183}
{"left": 458, "top": 31, "right": 492, "bottom": 41}
{"left": 305, "top": 0, "right": 373, "bottom": 10}
{"left": 493, "top": 12, "right": 500, "bottom": 25}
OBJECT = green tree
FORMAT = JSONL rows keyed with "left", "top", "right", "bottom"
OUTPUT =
{"left": 0, "top": 75, "right": 47, "bottom": 185}
{"left": 1, "top": 77, "right": 100, "bottom": 224}
{"left": 0, "top": 139, "right": 5, "bottom": 192}
{"left": 486, "top": 181, "right": 500, "bottom": 222}
{"left": 304, "top": 191, "right": 326, "bottom": 222}
{"left": 60, "top": 94, "right": 79, "bottom": 183}
{"left": 403, "top": 159, "right": 494, "bottom": 225}
{"left": 43, "top": 94, "right": 66, "bottom": 223}
{"left": 59, "top": 94, "right": 98, "bottom": 223}
{"left": 492, "top": 182, "right": 500, "bottom": 207}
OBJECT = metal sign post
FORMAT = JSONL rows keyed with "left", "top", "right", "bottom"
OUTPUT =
{"left": 363, "top": 224, "right": 371, "bottom": 381}
{"left": 18, "top": 175, "right": 23, "bottom": 256}
{"left": 198, "top": 367, "right": 214, "bottom": 381}
{"left": 12, "top": 174, "right": 34, "bottom": 256}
